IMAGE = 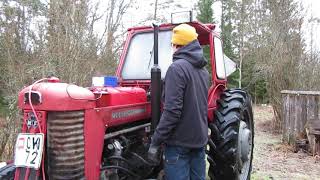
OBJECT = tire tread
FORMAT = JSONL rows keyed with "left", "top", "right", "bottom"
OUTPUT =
{"left": 207, "top": 89, "right": 254, "bottom": 180}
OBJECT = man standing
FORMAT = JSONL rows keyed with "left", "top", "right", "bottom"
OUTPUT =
{"left": 148, "top": 24, "right": 209, "bottom": 180}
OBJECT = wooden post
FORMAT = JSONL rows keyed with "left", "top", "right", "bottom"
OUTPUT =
{"left": 282, "top": 93, "right": 290, "bottom": 142}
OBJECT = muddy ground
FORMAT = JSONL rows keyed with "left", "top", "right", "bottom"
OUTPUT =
{"left": 251, "top": 106, "right": 320, "bottom": 180}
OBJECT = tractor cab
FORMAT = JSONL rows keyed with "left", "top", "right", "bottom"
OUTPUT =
{"left": 116, "top": 12, "right": 229, "bottom": 89}
{"left": 115, "top": 12, "right": 234, "bottom": 121}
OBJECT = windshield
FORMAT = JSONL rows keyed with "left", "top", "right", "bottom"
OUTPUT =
{"left": 121, "top": 30, "right": 173, "bottom": 80}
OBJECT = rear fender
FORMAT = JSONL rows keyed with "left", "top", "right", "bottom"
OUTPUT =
{"left": 208, "top": 84, "right": 226, "bottom": 122}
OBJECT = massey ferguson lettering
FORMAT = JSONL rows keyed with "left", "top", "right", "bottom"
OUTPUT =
{"left": 112, "top": 108, "right": 146, "bottom": 119}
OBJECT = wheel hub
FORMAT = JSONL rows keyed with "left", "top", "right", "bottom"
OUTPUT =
{"left": 238, "top": 121, "right": 252, "bottom": 164}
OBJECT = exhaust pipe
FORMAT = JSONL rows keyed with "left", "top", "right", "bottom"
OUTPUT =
{"left": 151, "top": 23, "right": 161, "bottom": 134}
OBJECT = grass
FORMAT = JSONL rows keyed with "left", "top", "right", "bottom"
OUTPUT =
{"left": 251, "top": 173, "right": 273, "bottom": 180}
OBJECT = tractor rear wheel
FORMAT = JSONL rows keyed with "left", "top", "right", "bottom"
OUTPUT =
{"left": 0, "top": 164, "right": 15, "bottom": 180}
{"left": 207, "top": 89, "right": 254, "bottom": 180}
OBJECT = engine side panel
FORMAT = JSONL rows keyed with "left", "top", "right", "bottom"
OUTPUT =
{"left": 94, "top": 87, "right": 147, "bottom": 107}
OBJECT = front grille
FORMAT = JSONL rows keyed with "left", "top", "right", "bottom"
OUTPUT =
{"left": 47, "top": 111, "right": 85, "bottom": 179}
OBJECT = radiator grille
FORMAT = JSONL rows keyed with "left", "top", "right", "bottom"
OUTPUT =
{"left": 47, "top": 111, "right": 85, "bottom": 179}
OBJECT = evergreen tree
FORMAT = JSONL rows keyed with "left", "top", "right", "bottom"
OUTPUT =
{"left": 197, "top": 0, "right": 214, "bottom": 76}
{"left": 197, "top": 0, "right": 213, "bottom": 23}
{"left": 221, "top": 0, "right": 268, "bottom": 103}
{"left": 220, "top": 0, "right": 238, "bottom": 88}
{"left": 221, "top": 0, "right": 237, "bottom": 59}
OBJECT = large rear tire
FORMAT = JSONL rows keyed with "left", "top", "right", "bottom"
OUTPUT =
{"left": 207, "top": 89, "right": 254, "bottom": 180}
{"left": 0, "top": 164, "right": 15, "bottom": 180}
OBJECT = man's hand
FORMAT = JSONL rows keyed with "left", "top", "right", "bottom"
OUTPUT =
{"left": 147, "top": 144, "right": 161, "bottom": 165}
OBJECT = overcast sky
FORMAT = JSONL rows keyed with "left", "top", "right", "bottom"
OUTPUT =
{"left": 93, "top": 0, "right": 320, "bottom": 51}
{"left": 213, "top": 0, "right": 320, "bottom": 51}
{"left": 126, "top": 0, "right": 320, "bottom": 50}
{"left": 301, "top": 0, "right": 320, "bottom": 51}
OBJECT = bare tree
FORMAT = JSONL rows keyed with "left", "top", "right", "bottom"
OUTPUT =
{"left": 0, "top": 0, "right": 134, "bottom": 160}
{"left": 257, "top": 0, "right": 304, "bottom": 129}
{"left": 0, "top": 0, "right": 45, "bottom": 160}
{"left": 100, "top": 0, "right": 133, "bottom": 73}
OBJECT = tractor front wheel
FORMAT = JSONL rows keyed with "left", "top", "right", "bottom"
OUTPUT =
{"left": 207, "top": 89, "right": 254, "bottom": 180}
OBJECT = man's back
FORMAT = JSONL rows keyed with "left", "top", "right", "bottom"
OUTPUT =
{"left": 163, "top": 40, "right": 209, "bottom": 148}
{"left": 149, "top": 24, "right": 209, "bottom": 180}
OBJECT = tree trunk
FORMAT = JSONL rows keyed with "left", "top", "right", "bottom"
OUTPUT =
{"left": 154, "top": 0, "right": 158, "bottom": 20}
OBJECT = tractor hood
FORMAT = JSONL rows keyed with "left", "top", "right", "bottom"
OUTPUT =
{"left": 18, "top": 82, "right": 96, "bottom": 111}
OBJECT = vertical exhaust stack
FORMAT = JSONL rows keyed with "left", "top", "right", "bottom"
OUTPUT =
{"left": 151, "top": 23, "right": 161, "bottom": 134}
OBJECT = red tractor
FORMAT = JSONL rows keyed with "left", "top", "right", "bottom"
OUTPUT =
{"left": 0, "top": 13, "right": 254, "bottom": 180}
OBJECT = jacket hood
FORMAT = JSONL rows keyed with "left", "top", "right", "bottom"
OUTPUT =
{"left": 173, "top": 40, "right": 207, "bottom": 68}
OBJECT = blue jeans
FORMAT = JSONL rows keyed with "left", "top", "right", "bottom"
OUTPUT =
{"left": 164, "top": 145, "right": 206, "bottom": 180}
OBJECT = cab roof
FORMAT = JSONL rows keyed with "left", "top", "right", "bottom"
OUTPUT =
{"left": 127, "top": 21, "right": 216, "bottom": 45}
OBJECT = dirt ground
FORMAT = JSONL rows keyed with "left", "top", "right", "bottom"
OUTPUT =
{"left": 251, "top": 105, "right": 320, "bottom": 180}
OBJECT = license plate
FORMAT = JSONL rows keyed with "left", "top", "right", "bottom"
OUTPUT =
{"left": 14, "top": 133, "right": 44, "bottom": 169}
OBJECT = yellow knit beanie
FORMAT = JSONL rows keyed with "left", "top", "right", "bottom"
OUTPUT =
{"left": 171, "top": 24, "right": 198, "bottom": 46}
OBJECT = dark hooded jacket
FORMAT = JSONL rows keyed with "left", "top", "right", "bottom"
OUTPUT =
{"left": 151, "top": 40, "right": 210, "bottom": 148}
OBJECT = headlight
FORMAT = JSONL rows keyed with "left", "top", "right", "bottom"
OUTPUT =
{"left": 0, "top": 162, "right": 7, "bottom": 169}
{"left": 171, "top": 11, "right": 193, "bottom": 24}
